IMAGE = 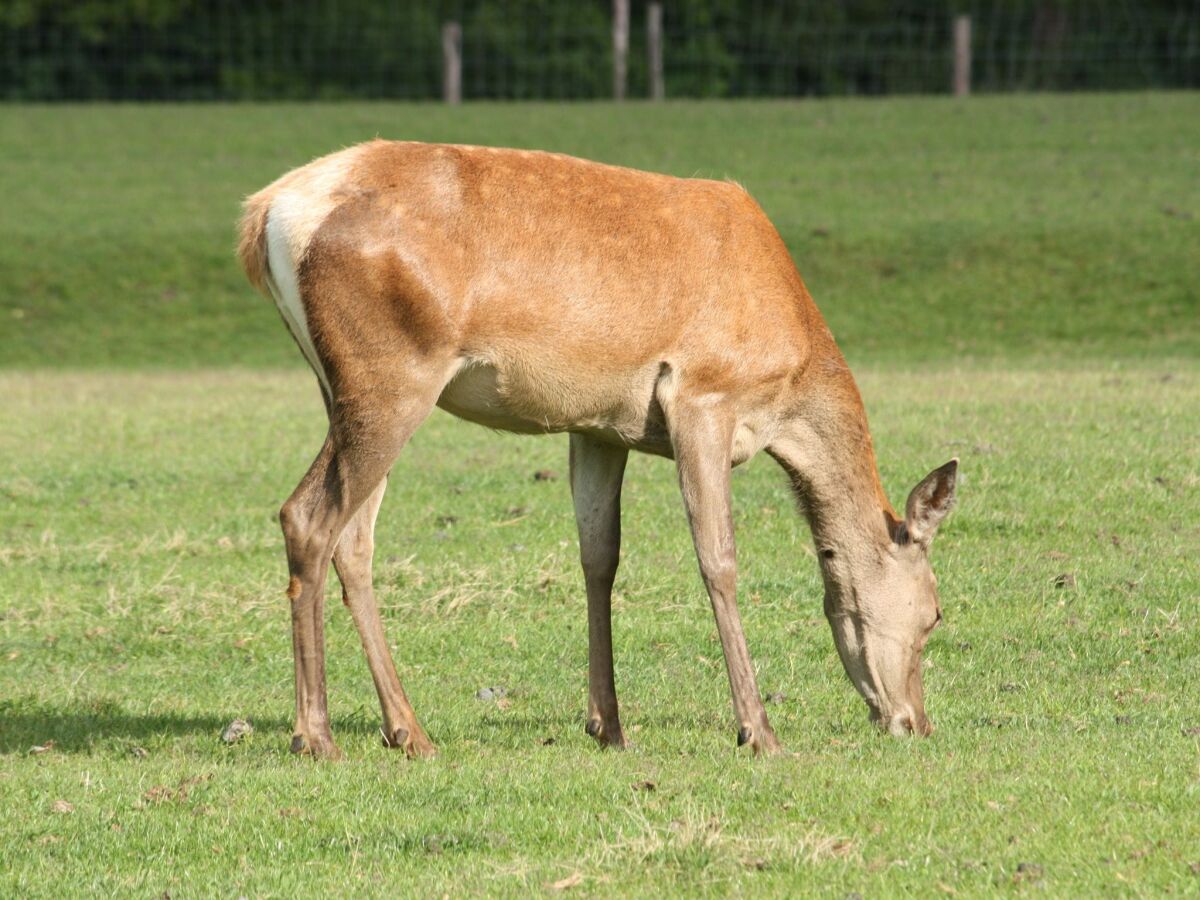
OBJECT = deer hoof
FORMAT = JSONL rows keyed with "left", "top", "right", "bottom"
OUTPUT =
{"left": 737, "top": 724, "right": 783, "bottom": 756}
{"left": 585, "top": 717, "right": 629, "bottom": 749}
{"left": 290, "top": 732, "right": 342, "bottom": 760}
{"left": 383, "top": 725, "right": 436, "bottom": 759}
{"left": 382, "top": 726, "right": 409, "bottom": 748}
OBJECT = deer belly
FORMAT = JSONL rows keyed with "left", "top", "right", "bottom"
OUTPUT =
{"left": 436, "top": 356, "right": 669, "bottom": 451}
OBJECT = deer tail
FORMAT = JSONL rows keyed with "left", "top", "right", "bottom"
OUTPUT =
{"left": 236, "top": 188, "right": 274, "bottom": 295}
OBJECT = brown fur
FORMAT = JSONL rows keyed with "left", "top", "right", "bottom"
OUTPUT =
{"left": 237, "top": 140, "right": 956, "bottom": 758}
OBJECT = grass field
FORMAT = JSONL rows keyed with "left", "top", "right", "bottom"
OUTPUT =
{"left": 1, "top": 95, "right": 1198, "bottom": 895}
{"left": 1, "top": 94, "right": 1197, "bottom": 368}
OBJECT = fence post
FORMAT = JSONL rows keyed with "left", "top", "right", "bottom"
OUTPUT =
{"left": 647, "top": 2, "right": 664, "bottom": 100}
{"left": 442, "top": 21, "right": 462, "bottom": 104}
{"left": 953, "top": 14, "right": 971, "bottom": 97}
{"left": 613, "top": 0, "right": 629, "bottom": 100}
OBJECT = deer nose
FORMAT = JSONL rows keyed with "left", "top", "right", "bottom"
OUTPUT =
{"left": 886, "top": 710, "right": 933, "bottom": 737}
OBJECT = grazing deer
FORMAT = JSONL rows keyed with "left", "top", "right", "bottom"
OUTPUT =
{"left": 237, "top": 140, "right": 957, "bottom": 759}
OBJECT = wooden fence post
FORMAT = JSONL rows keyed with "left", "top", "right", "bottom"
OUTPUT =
{"left": 953, "top": 14, "right": 971, "bottom": 97}
{"left": 442, "top": 21, "right": 462, "bottom": 104}
{"left": 613, "top": 0, "right": 629, "bottom": 101}
{"left": 647, "top": 2, "right": 664, "bottom": 100}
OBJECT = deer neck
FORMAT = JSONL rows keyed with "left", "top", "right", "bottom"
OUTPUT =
{"left": 767, "top": 359, "right": 898, "bottom": 584}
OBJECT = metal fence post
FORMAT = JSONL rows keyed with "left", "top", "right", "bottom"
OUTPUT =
{"left": 647, "top": 3, "right": 664, "bottom": 100}
{"left": 953, "top": 14, "right": 971, "bottom": 97}
{"left": 442, "top": 21, "right": 462, "bottom": 104}
{"left": 613, "top": 0, "right": 629, "bottom": 101}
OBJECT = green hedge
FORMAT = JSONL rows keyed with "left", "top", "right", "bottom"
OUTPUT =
{"left": 1, "top": 0, "right": 1197, "bottom": 100}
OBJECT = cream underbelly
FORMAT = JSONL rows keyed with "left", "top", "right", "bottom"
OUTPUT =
{"left": 435, "top": 357, "right": 674, "bottom": 455}
{"left": 435, "top": 357, "right": 770, "bottom": 465}
{"left": 435, "top": 364, "right": 557, "bottom": 434}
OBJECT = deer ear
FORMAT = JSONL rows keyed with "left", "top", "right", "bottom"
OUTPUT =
{"left": 901, "top": 459, "right": 958, "bottom": 547}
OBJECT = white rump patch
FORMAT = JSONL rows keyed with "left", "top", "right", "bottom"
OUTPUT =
{"left": 265, "top": 207, "right": 331, "bottom": 396}
{"left": 258, "top": 144, "right": 370, "bottom": 398}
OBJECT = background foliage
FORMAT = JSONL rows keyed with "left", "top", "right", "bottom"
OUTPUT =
{"left": 2, "top": 0, "right": 1197, "bottom": 100}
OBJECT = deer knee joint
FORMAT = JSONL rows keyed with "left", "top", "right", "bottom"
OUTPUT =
{"left": 701, "top": 560, "right": 737, "bottom": 597}
{"left": 338, "top": 531, "right": 374, "bottom": 569}
{"left": 580, "top": 545, "right": 619, "bottom": 583}
{"left": 279, "top": 499, "right": 306, "bottom": 540}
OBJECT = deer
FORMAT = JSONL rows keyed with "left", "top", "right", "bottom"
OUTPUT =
{"left": 236, "top": 139, "right": 957, "bottom": 760}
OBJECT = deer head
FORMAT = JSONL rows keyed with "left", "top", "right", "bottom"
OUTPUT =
{"left": 821, "top": 460, "right": 957, "bottom": 736}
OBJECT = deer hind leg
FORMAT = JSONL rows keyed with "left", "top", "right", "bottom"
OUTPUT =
{"left": 280, "top": 380, "right": 443, "bottom": 760}
{"left": 665, "top": 400, "right": 782, "bottom": 756}
{"left": 332, "top": 477, "right": 435, "bottom": 758}
{"left": 569, "top": 433, "right": 630, "bottom": 749}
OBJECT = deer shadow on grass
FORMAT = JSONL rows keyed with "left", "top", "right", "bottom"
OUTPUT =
{"left": 1, "top": 695, "right": 751, "bottom": 755}
{"left": 0, "top": 696, "right": 293, "bottom": 755}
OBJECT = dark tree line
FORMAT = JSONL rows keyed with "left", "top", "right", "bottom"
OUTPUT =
{"left": 1, "top": 0, "right": 1196, "bottom": 100}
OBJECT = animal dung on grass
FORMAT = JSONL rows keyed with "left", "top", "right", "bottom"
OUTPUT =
{"left": 221, "top": 718, "right": 253, "bottom": 743}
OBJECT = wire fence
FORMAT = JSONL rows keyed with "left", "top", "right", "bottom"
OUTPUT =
{"left": 2, "top": 1, "right": 1197, "bottom": 102}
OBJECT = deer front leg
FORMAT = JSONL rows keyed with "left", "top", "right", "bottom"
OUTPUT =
{"left": 668, "top": 405, "right": 782, "bottom": 756}
{"left": 569, "top": 433, "right": 630, "bottom": 749}
{"left": 333, "top": 477, "right": 435, "bottom": 759}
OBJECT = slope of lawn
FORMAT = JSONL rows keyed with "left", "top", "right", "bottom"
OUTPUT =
{"left": 0, "top": 94, "right": 1196, "bottom": 368}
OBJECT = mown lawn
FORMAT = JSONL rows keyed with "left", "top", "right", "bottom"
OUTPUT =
{"left": 1, "top": 96, "right": 1198, "bottom": 895}
{"left": 0, "top": 94, "right": 1197, "bottom": 368}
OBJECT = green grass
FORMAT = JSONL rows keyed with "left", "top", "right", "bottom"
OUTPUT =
{"left": 2, "top": 368, "right": 1197, "bottom": 895}
{"left": 0, "top": 94, "right": 1197, "bottom": 368}
{"left": 1, "top": 96, "right": 1198, "bottom": 895}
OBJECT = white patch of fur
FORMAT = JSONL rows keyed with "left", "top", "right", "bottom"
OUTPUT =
{"left": 259, "top": 147, "right": 368, "bottom": 398}
{"left": 271, "top": 148, "right": 361, "bottom": 261}
{"left": 265, "top": 208, "right": 331, "bottom": 396}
